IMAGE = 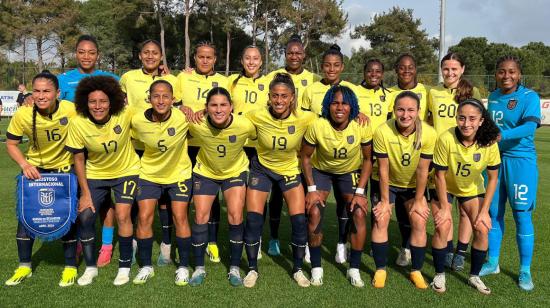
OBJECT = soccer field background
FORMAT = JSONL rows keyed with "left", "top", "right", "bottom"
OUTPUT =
{"left": 0, "top": 121, "right": 548, "bottom": 307}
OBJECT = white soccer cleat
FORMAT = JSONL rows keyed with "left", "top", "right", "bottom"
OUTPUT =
{"left": 133, "top": 266, "right": 154, "bottom": 285}
{"left": 293, "top": 270, "right": 311, "bottom": 288}
{"left": 77, "top": 267, "right": 98, "bottom": 286}
{"left": 335, "top": 243, "right": 348, "bottom": 264}
{"left": 243, "top": 270, "right": 258, "bottom": 288}
{"left": 468, "top": 275, "right": 491, "bottom": 295}
{"left": 396, "top": 247, "right": 411, "bottom": 267}
{"left": 175, "top": 267, "right": 190, "bottom": 286}
{"left": 431, "top": 273, "right": 446, "bottom": 293}
{"left": 113, "top": 268, "right": 131, "bottom": 286}
{"left": 347, "top": 268, "right": 365, "bottom": 288}
{"left": 310, "top": 267, "right": 323, "bottom": 286}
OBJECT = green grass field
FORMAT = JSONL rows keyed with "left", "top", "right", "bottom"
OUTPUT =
{"left": 0, "top": 120, "right": 548, "bottom": 307}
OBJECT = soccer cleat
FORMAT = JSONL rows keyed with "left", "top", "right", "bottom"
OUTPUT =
{"left": 410, "top": 271, "right": 428, "bottom": 289}
{"left": 157, "top": 242, "right": 173, "bottom": 266}
{"left": 228, "top": 268, "right": 243, "bottom": 287}
{"left": 431, "top": 273, "right": 446, "bottom": 293}
{"left": 479, "top": 262, "right": 500, "bottom": 277}
{"left": 77, "top": 267, "right": 98, "bottom": 286}
{"left": 206, "top": 243, "right": 221, "bottom": 263}
{"left": 58, "top": 267, "right": 78, "bottom": 287}
{"left": 243, "top": 270, "right": 258, "bottom": 288}
{"left": 97, "top": 244, "right": 113, "bottom": 268}
{"left": 347, "top": 268, "right": 365, "bottom": 288}
{"left": 113, "top": 268, "right": 131, "bottom": 286}
{"left": 396, "top": 248, "right": 411, "bottom": 267}
{"left": 310, "top": 267, "right": 323, "bottom": 286}
{"left": 133, "top": 266, "right": 154, "bottom": 285}
{"left": 189, "top": 268, "right": 206, "bottom": 287}
{"left": 304, "top": 245, "right": 311, "bottom": 264}
{"left": 5, "top": 266, "right": 32, "bottom": 286}
{"left": 335, "top": 243, "right": 348, "bottom": 264}
{"left": 444, "top": 252, "right": 454, "bottom": 268}
{"left": 131, "top": 239, "right": 138, "bottom": 265}
{"left": 468, "top": 275, "right": 491, "bottom": 295}
{"left": 451, "top": 254, "right": 465, "bottom": 272}
{"left": 372, "top": 269, "right": 387, "bottom": 288}
{"left": 293, "top": 270, "right": 311, "bottom": 287}
{"left": 518, "top": 272, "right": 534, "bottom": 291}
{"left": 175, "top": 267, "right": 190, "bottom": 286}
{"left": 268, "top": 239, "right": 281, "bottom": 256}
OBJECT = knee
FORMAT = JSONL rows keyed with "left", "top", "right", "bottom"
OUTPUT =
{"left": 353, "top": 208, "right": 366, "bottom": 222}
{"left": 227, "top": 211, "right": 242, "bottom": 225}
{"left": 307, "top": 206, "right": 321, "bottom": 224}
{"left": 434, "top": 221, "right": 451, "bottom": 237}
{"left": 410, "top": 214, "right": 427, "bottom": 230}
{"left": 115, "top": 210, "right": 131, "bottom": 226}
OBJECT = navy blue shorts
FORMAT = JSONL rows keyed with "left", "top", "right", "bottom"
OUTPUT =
{"left": 312, "top": 168, "right": 360, "bottom": 195}
{"left": 370, "top": 180, "right": 418, "bottom": 208}
{"left": 137, "top": 178, "right": 193, "bottom": 203}
{"left": 428, "top": 189, "right": 485, "bottom": 205}
{"left": 193, "top": 171, "right": 247, "bottom": 196}
{"left": 88, "top": 175, "right": 139, "bottom": 207}
{"left": 248, "top": 157, "right": 301, "bottom": 193}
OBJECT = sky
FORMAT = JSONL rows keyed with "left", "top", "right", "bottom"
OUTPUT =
{"left": 339, "top": 0, "right": 550, "bottom": 56}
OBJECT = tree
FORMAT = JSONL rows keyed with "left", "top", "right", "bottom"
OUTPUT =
{"left": 448, "top": 37, "right": 488, "bottom": 75}
{"left": 351, "top": 6, "right": 438, "bottom": 74}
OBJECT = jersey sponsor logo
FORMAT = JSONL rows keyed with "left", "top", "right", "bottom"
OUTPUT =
{"left": 229, "top": 135, "right": 237, "bottom": 143}
{"left": 258, "top": 84, "right": 264, "bottom": 91}
{"left": 167, "top": 127, "right": 176, "bottom": 136}
{"left": 39, "top": 188, "right": 55, "bottom": 207}
{"left": 113, "top": 125, "right": 122, "bottom": 134}
{"left": 301, "top": 80, "right": 308, "bottom": 87}
{"left": 288, "top": 125, "right": 295, "bottom": 134}
{"left": 347, "top": 135, "right": 354, "bottom": 144}
{"left": 212, "top": 82, "right": 218, "bottom": 88}
{"left": 507, "top": 99, "right": 517, "bottom": 110}
{"left": 380, "top": 95, "right": 386, "bottom": 102}
{"left": 135, "top": 80, "right": 147, "bottom": 84}
{"left": 59, "top": 117, "right": 68, "bottom": 126}
{"left": 473, "top": 153, "right": 481, "bottom": 162}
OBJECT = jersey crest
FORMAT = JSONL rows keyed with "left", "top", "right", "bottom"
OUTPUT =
{"left": 507, "top": 99, "right": 517, "bottom": 110}
{"left": 347, "top": 135, "right": 354, "bottom": 144}
{"left": 473, "top": 153, "right": 481, "bottom": 162}
{"left": 212, "top": 81, "right": 218, "bottom": 88}
{"left": 59, "top": 117, "right": 68, "bottom": 126}
{"left": 113, "top": 125, "right": 122, "bottom": 134}
{"left": 380, "top": 95, "right": 386, "bottom": 102}
{"left": 167, "top": 127, "right": 176, "bottom": 136}
{"left": 228, "top": 135, "right": 237, "bottom": 143}
{"left": 301, "top": 80, "right": 308, "bottom": 87}
{"left": 288, "top": 125, "right": 295, "bottom": 134}
{"left": 258, "top": 84, "right": 264, "bottom": 91}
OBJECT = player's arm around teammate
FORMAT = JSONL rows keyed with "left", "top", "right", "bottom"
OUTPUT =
{"left": 65, "top": 76, "right": 140, "bottom": 286}
{"left": 5, "top": 71, "right": 79, "bottom": 287}
{"left": 131, "top": 80, "right": 193, "bottom": 286}
{"left": 187, "top": 87, "right": 256, "bottom": 287}
{"left": 370, "top": 91, "right": 436, "bottom": 289}
{"left": 242, "top": 73, "right": 316, "bottom": 288}
{"left": 431, "top": 99, "right": 500, "bottom": 294}
{"left": 300, "top": 85, "right": 373, "bottom": 287}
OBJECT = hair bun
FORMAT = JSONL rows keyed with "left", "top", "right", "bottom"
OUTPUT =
{"left": 329, "top": 44, "right": 341, "bottom": 52}
{"left": 289, "top": 34, "right": 302, "bottom": 43}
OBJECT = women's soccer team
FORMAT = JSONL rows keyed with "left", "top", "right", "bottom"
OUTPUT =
{"left": 4, "top": 34, "right": 540, "bottom": 294}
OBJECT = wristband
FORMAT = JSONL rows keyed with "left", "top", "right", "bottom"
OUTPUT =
{"left": 307, "top": 185, "right": 317, "bottom": 192}
{"left": 355, "top": 187, "right": 365, "bottom": 195}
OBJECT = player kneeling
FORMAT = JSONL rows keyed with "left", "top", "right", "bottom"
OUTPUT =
{"left": 300, "top": 85, "right": 372, "bottom": 287}
{"left": 431, "top": 99, "right": 500, "bottom": 294}
{"left": 132, "top": 80, "right": 193, "bottom": 285}
{"left": 187, "top": 87, "right": 256, "bottom": 287}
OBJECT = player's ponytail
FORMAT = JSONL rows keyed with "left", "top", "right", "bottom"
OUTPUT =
{"left": 454, "top": 78, "right": 474, "bottom": 103}
{"left": 458, "top": 99, "right": 500, "bottom": 147}
{"left": 394, "top": 91, "right": 422, "bottom": 150}
{"left": 31, "top": 105, "right": 39, "bottom": 151}
{"left": 322, "top": 44, "right": 344, "bottom": 62}
{"left": 269, "top": 73, "right": 297, "bottom": 114}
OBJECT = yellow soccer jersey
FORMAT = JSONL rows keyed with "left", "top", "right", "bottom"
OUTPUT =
{"left": 189, "top": 115, "right": 256, "bottom": 179}
{"left": 119, "top": 69, "right": 179, "bottom": 111}
{"left": 433, "top": 127, "right": 501, "bottom": 197}
{"left": 304, "top": 117, "right": 372, "bottom": 174}
{"left": 176, "top": 70, "right": 228, "bottom": 112}
{"left": 228, "top": 74, "right": 270, "bottom": 115}
{"left": 268, "top": 68, "right": 321, "bottom": 109}
{"left": 373, "top": 119, "right": 437, "bottom": 188}
{"left": 7, "top": 100, "right": 75, "bottom": 169}
{"left": 388, "top": 83, "right": 430, "bottom": 121}
{"left": 354, "top": 84, "right": 393, "bottom": 130}
{"left": 428, "top": 85, "right": 482, "bottom": 135}
{"left": 132, "top": 108, "right": 192, "bottom": 184}
{"left": 302, "top": 80, "right": 357, "bottom": 116}
{"left": 247, "top": 107, "right": 316, "bottom": 176}
{"left": 65, "top": 108, "right": 140, "bottom": 179}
